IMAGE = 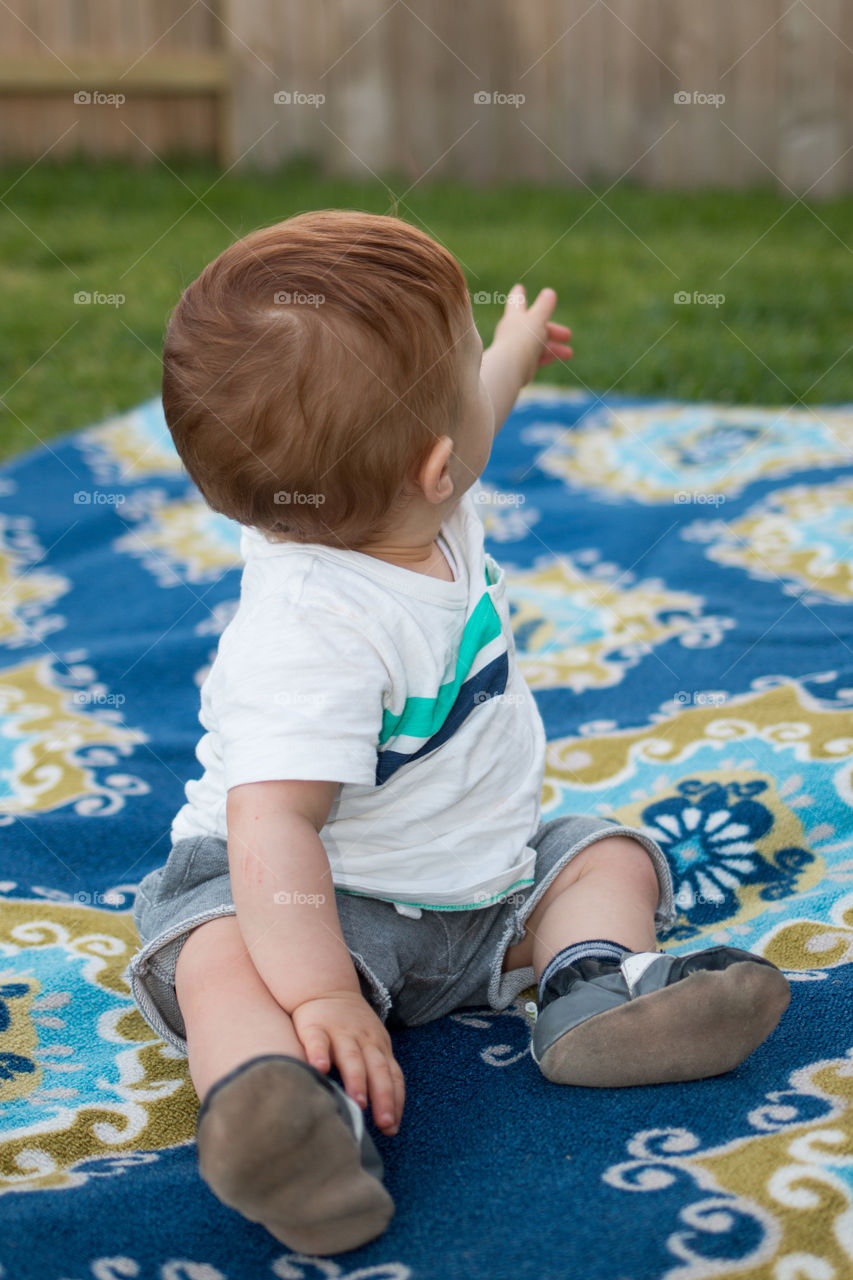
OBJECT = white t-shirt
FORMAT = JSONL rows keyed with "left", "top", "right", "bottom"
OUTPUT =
{"left": 171, "top": 485, "right": 547, "bottom": 910}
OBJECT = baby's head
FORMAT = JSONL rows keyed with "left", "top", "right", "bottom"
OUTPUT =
{"left": 162, "top": 210, "right": 480, "bottom": 550}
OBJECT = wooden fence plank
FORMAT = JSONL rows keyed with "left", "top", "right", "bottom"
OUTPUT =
{"left": 722, "top": 0, "right": 780, "bottom": 188}
{"left": 599, "top": 0, "right": 666, "bottom": 184}
{"left": 628, "top": 0, "right": 670, "bottom": 187}
{"left": 440, "top": 0, "right": 496, "bottom": 185}
{"left": 778, "top": 0, "right": 843, "bottom": 196}
{"left": 384, "top": 0, "right": 442, "bottom": 184}
{"left": 840, "top": 0, "right": 853, "bottom": 191}
{"left": 316, "top": 0, "right": 391, "bottom": 179}
{"left": 549, "top": 0, "right": 599, "bottom": 187}
{"left": 6, "top": 0, "right": 52, "bottom": 54}
{"left": 580, "top": 0, "right": 606, "bottom": 184}
{"left": 220, "top": 0, "right": 281, "bottom": 168}
{"left": 0, "top": 54, "right": 229, "bottom": 91}
{"left": 662, "top": 0, "right": 726, "bottom": 188}
{"left": 506, "top": 0, "right": 552, "bottom": 183}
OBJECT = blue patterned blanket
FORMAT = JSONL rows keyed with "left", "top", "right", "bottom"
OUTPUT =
{"left": 1, "top": 390, "right": 852, "bottom": 1280}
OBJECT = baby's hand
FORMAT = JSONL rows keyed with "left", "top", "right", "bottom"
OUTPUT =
{"left": 292, "top": 990, "right": 405, "bottom": 1136}
{"left": 493, "top": 284, "right": 572, "bottom": 387}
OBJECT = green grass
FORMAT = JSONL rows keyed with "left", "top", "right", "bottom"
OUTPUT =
{"left": 1, "top": 154, "right": 852, "bottom": 462}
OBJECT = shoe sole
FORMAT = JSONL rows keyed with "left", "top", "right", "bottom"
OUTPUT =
{"left": 538, "top": 960, "right": 791, "bottom": 1087}
{"left": 196, "top": 1057, "right": 394, "bottom": 1254}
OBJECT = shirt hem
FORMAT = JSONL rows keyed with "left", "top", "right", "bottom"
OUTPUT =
{"left": 336, "top": 875, "right": 536, "bottom": 911}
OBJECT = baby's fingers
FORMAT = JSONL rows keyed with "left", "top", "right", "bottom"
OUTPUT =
{"left": 299, "top": 1023, "right": 332, "bottom": 1074}
{"left": 528, "top": 286, "right": 558, "bottom": 322}
{"left": 389, "top": 1054, "right": 406, "bottom": 1127}
{"left": 540, "top": 322, "right": 573, "bottom": 365}
{"left": 506, "top": 282, "right": 526, "bottom": 312}
{"left": 364, "top": 1043, "right": 404, "bottom": 1135}
{"left": 332, "top": 1036, "right": 370, "bottom": 1111}
{"left": 539, "top": 343, "right": 573, "bottom": 366}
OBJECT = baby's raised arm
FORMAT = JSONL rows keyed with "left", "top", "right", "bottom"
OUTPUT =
{"left": 226, "top": 778, "right": 405, "bottom": 1135}
{"left": 480, "top": 284, "right": 572, "bottom": 433}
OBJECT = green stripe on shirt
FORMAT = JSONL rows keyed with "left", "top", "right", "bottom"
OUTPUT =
{"left": 378, "top": 583, "right": 502, "bottom": 745}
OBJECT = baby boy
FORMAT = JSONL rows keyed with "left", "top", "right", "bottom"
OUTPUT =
{"left": 128, "top": 210, "right": 790, "bottom": 1256}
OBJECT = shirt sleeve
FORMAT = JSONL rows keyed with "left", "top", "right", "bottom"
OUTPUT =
{"left": 214, "top": 595, "right": 391, "bottom": 791}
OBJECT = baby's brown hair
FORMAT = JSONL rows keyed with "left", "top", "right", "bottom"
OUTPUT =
{"left": 161, "top": 210, "right": 470, "bottom": 548}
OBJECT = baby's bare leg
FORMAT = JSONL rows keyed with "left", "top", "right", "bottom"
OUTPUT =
{"left": 174, "top": 914, "right": 394, "bottom": 1254}
{"left": 174, "top": 913, "right": 305, "bottom": 1102}
{"left": 502, "top": 835, "right": 659, "bottom": 977}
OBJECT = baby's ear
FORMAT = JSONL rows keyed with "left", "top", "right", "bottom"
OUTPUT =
{"left": 417, "top": 435, "right": 455, "bottom": 505}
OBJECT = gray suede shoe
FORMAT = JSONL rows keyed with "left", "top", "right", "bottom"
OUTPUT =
{"left": 195, "top": 1054, "right": 394, "bottom": 1254}
{"left": 531, "top": 945, "right": 791, "bottom": 1087}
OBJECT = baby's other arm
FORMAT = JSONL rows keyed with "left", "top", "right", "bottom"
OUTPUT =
{"left": 480, "top": 284, "right": 573, "bottom": 433}
{"left": 226, "top": 778, "right": 405, "bottom": 1135}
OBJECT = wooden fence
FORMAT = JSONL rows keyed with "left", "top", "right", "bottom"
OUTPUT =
{"left": 0, "top": 0, "right": 851, "bottom": 194}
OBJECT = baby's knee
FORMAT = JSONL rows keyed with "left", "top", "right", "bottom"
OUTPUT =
{"left": 575, "top": 835, "right": 661, "bottom": 899}
{"left": 175, "top": 912, "right": 244, "bottom": 993}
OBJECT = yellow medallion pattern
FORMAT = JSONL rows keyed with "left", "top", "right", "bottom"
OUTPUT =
{"left": 0, "top": 516, "right": 68, "bottom": 649}
{"left": 0, "top": 659, "right": 146, "bottom": 817}
{"left": 509, "top": 557, "right": 731, "bottom": 691}
{"left": 528, "top": 402, "right": 853, "bottom": 502}
{"left": 77, "top": 400, "right": 183, "bottom": 482}
{"left": 0, "top": 901, "right": 196, "bottom": 1193}
{"left": 114, "top": 493, "right": 242, "bottom": 585}
{"left": 543, "top": 680, "right": 852, "bottom": 947}
{"left": 688, "top": 479, "right": 853, "bottom": 602}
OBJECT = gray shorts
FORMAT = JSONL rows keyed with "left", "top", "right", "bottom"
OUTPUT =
{"left": 126, "top": 814, "right": 676, "bottom": 1055}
